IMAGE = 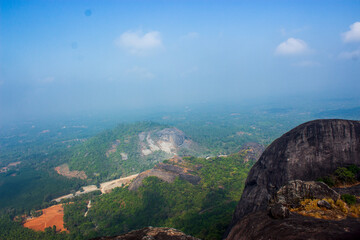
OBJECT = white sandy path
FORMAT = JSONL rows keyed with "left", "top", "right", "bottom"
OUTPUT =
{"left": 100, "top": 173, "right": 138, "bottom": 193}
{"left": 84, "top": 200, "right": 91, "bottom": 217}
{"left": 53, "top": 173, "right": 139, "bottom": 202}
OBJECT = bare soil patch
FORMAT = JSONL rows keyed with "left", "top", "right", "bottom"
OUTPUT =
{"left": 54, "top": 164, "right": 87, "bottom": 179}
{"left": 7, "top": 161, "right": 21, "bottom": 167}
{"left": 1, "top": 161, "right": 22, "bottom": 173}
{"left": 23, "top": 204, "right": 68, "bottom": 232}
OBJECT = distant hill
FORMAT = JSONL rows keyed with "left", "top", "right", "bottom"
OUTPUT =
{"left": 64, "top": 122, "right": 202, "bottom": 182}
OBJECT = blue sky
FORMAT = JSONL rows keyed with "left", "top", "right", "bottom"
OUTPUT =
{"left": 1, "top": 0, "right": 360, "bottom": 121}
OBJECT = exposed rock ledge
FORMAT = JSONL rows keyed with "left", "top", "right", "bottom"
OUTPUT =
{"left": 54, "top": 163, "right": 87, "bottom": 179}
{"left": 273, "top": 180, "right": 340, "bottom": 208}
{"left": 128, "top": 162, "right": 201, "bottom": 191}
{"left": 92, "top": 227, "right": 200, "bottom": 240}
{"left": 226, "top": 211, "right": 360, "bottom": 240}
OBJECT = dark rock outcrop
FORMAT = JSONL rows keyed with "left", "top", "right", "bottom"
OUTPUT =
{"left": 226, "top": 211, "right": 360, "bottom": 240}
{"left": 128, "top": 163, "right": 201, "bottom": 191}
{"left": 226, "top": 119, "right": 360, "bottom": 239}
{"left": 239, "top": 142, "right": 265, "bottom": 163}
{"left": 269, "top": 203, "right": 290, "bottom": 219}
{"left": 93, "top": 227, "right": 200, "bottom": 240}
{"left": 274, "top": 180, "right": 340, "bottom": 208}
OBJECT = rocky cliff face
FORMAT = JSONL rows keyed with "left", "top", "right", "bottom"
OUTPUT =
{"left": 226, "top": 119, "right": 360, "bottom": 239}
{"left": 139, "top": 128, "right": 193, "bottom": 156}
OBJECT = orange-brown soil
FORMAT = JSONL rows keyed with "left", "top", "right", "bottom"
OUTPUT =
{"left": 1, "top": 161, "right": 22, "bottom": 173}
{"left": 7, "top": 161, "right": 21, "bottom": 167}
{"left": 168, "top": 155, "right": 183, "bottom": 164}
{"left": 54, "top": 164, "right": 87, "bottom": 179}
{"left": 23, "top": 204, "right": 68, "bottom": 232}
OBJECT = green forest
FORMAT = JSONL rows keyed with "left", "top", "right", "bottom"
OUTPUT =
{"left": 0, "top": 152, "right": 254, "bottom": 240}
{"left": 68, "top": 122, "right": 170, "bottom": 182}
{"left": 63, "top": 154, "right": 253, "bottom": 239}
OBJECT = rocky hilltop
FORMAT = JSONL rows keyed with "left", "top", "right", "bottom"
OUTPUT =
{"left": 139, "top": 127, "right": 194, "bottom": 156}
{"left": 128, "top": 156, "right": 201, "bottom": 191}
{"left": 226, "top": 119, "right": 360, "bottom": 240}
{"left": 65, "top": 123, "right": 200, "bottom": 182}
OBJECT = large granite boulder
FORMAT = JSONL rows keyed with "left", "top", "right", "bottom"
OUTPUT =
{"left": 226, "top": 119, "right": 360, "bottom": 239}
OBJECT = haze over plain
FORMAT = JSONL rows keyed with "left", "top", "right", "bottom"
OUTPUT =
{"left": 1, "top": 0, "right": 360, "bottom": 123}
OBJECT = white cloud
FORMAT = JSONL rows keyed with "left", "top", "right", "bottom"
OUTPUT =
{"left": 127, "top": 66, "right": 155, "bottom": 79}
{"left": 275, "top": 38, "right": 309, "bottom": 55}
{"left": 339, "top": 49, "right": 360, "bottom": 60}
{"left": 342, "top": 22, "right": 360, "bottom": 43}
{"left": 115, "top": 30, "right": 162, "bottom": 55}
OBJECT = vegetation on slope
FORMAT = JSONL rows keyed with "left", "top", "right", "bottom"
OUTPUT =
{"left": 67, "top": 122, "right": 171, "bottom": 182}
{"left": 290, "top": 198, "right": 360, "bottom": 220}
{"left": 0, "top": 120, "right": 263, "bottom": 216}
{"left": 0, "top": 215, "right": 71, "bottom": 240}
{"left": 317, "top": 165, "right": 360, "bottom": 187}
{"left": 0, "top": 167, "right": 84, "bottom": 214}
{"left": 63, "top": 153, "right": 254, "bottom": 240}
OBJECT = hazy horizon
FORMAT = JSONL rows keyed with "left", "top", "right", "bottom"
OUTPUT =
{"left": 1, "top": 0, "right": 360, "bottom": 123}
